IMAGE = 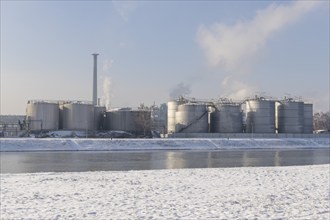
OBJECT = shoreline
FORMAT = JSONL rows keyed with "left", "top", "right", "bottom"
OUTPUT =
{"left": 1, "top": 137, "right": 329, "bottom": 152}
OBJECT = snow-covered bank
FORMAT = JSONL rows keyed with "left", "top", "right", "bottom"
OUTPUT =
{"left": 1, "top": 165, "right": 329, "bottom": 219}
{"left": 0, "top": 138, "right": 329, "bottom": 152}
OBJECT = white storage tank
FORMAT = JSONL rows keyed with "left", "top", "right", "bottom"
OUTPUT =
{"left": 26, "top": 101, "right": 59, "bottom": 131}
{"left": 175, "top": 103, "right": 208, "bottom": 133}
{"left": 245, "top": 99, "right": 276, "bottom": 133}
{"left": 303, "top": 103, "right": 313, "bottom": 134}
{"left": 167, "top": 101, "right": 179, "bottom": 133}
{"left": 62, "top": 102, "right": 94, "bottom": 130}
{"left": 210, "top": 103, "right": 242, "bottom": 133}
{"left": 277, "top": 100, "right": 304, "bottom": 133}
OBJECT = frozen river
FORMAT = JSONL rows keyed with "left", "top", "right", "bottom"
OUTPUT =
{"left": 1, "top": 148, "right": 329, "bottom": 173}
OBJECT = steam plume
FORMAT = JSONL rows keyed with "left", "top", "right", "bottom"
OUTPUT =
{"left": 221, "top": 76, "right": 256, "bottom": 100}
{"left": 112, "top": 1, "right": 138, "bottom": 22}
{"left": 102, "top": 76, "right": 112, "bottom": 110}
{"left": 197, "top": 1, "right": 320, "bottom": 72}
{"left": 101, "top": 59, "right": 114, "bottom": 109}
{"left": 170, "top": 82, "right": 191, "bottom": 100}
{"left": 197, "top": 1, "right": 320, "bottom": 100}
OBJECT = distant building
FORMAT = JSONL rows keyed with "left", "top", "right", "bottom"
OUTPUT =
{"left": 0, "top": 115, "right": 25, "bottom": 137}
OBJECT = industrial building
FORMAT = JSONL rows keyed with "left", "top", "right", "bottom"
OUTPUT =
{"left": 0, "top": 115, "right": 25, "bottom": 137}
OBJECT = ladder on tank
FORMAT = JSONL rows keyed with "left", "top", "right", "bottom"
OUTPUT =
{"left": 177, "top": 111, "right": 208, "bottom": 133}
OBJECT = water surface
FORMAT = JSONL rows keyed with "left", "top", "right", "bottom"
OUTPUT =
{"left": 1, "top": 148, "right": 329, "bottom": 173}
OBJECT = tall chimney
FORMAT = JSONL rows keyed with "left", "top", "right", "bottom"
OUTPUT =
{"left": 92, "top": 53, "right": 99, "bottom": 106}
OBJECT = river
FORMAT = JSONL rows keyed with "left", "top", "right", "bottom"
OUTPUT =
{"left": 1, "top": 148, "right": 329, "bottom": 173}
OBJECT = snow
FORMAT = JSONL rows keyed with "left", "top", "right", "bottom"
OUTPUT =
{"left": 1, "top": 165, "right": 329, "bottom": 219}
{"left": 0, "top": 137, "right": 329, "bottom": 152}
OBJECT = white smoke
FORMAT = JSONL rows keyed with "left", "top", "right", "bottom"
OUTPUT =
{"left": 197, "top": 1, "right": 320, "bottom": 72}
{"left": 197, "top": 1, "right": 321, "bottom": 100}
{"left": 103, "top": 59, "right": 113, "bottom": 72}
{"left": 112, "top": 1, "right": 138, "bottom": 22}
{"left": 221, "top": 76, "right": 256, "bottom": 100}
{"left": 101, "top": 59, "right": 114, "bottom": 110}
{"left": 169, "top": 82, "right": 191, "bottom": 100}
{"left": 102, "top": 76, "right": 112, "bottom": 109}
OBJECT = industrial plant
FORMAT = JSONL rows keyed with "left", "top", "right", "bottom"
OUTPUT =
{"left": 0, "top": 53, "right": 318, "bottom": 138}
{"left": 23, "top": 100, "right": 151, "bottom": 137}
{"left": 15, "top": 53, "right": 152, "bottom": 138}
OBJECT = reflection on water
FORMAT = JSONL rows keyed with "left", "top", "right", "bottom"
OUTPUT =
{"left": 1, "top": 149, "right": 329, "bottom": 173}
{"left": 164, "top": 152, "right": 186, "bottom": 169}
{"left": 274, "top": 151, "right": 281, "bottom": 166}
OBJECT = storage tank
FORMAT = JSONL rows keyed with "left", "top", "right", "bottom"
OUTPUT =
{"left": 275, "top": 101, "right": 281, "bottom": 133}
{"left": 245, "top": 99, "right": 276, "bottom": 133}
{"left": 94, "top": 106, "right": 106, "bottom": 130}
{"left": 167, "top": 101, "right": 179, "bottom": 133}
{"left": 303, "top": 103, "right": 313, "bottom": 134}
{"left": 106, "top": 109, "right": 151, "bottom": 135}
{"left": 62, "top": 102, "right": 94, "bottom": 130}
{"left": 26, "top": 101, "right": 59, "bottom": 131}
{"left": 277, "top": 100, "right": 304, "bottom": 133}
{"left": 210, "top": 103, "right": 242, "bottom": 133}
{"left": 175, "top": 103, "right": 208, "bottom": 133}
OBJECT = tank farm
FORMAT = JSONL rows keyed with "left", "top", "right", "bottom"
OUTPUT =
{"left": 22, "top": 54, "right": 314, "bottom": 137}
{"left": 167, "top": 97, "right": 313, "bottom": 136}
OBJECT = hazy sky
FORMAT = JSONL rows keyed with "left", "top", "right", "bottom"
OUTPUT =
{"left": 1, "top": 1, "right": 329, "bottom": 115}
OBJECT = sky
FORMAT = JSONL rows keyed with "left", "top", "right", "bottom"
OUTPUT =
{"left": 1, "top": 0, "right": 329, "bottom": 115}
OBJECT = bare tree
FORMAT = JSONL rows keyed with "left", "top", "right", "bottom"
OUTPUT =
{"left": 313, "top": 111, "right": 330, "bottom": 131}
{"left": 136, "top": 103, "right": 151, "bottom": 136}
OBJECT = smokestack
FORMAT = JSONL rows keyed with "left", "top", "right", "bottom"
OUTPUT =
{"left": 92, "top": 53, "right": 99, "bottom": 106}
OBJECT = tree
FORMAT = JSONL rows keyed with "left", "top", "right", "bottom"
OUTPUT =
{"left": 136, "top": 103, "right": 151, "bottom": 136}
{"left": 313, "top": 111, "right": 330, "bottom": 131}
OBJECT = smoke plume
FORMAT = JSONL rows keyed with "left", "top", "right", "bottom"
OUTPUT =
{"left": 102, "top": 76, "right": 112, "bottom": 109}
{"left": 112, "top": 1, "right": 138, "bottom": 22}
{"left": 197, "top": 1, "right": 321, "bottom": 99}
{"left": 169, "top": 82, "right": 191, "bottom": 99}
{"left": 197, "top": 1, "right": 320, "bottom": 72}
{"left": 221, "top": 76, "right": 256, "bottom": 100}
{"left": 101, "top": 59, "right": 114, "bottom": 109}
{"left": 103, "top": 59, "right": 113, "bottom": 72}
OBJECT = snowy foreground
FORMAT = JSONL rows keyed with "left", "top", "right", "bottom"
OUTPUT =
{"left": 1, "top": 137, "right": 329, "bottom": 151}
{"left": 1, "top": 165, "right": 329, "bottom": 219}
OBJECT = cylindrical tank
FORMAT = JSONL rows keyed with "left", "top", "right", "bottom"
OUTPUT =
{"left": 277, "top": 100, "right": 304, "bottom": 133}
{"left": 167, "top": 101, "right": 179, "bottom": 133}
{"left": 94, "top": 106, "right": 106, "bottom": 130}
{"left": 62, "top": 103, "right": 94, "bottom": 130}
{"left": 303, "top": 103, "right": 313, "bottom": 134}
{"left": 245, "top": 99, "right": 276, "bottom": 133}
{"left": 275, "top": 101, "right": 281, "bottom": 133}
{"left": 210, "top": 104, "right": 242, "bottom": 133}
{"left": 175, "top": 103, "right": 208, "bottom": 133}
{"left": 106, "top": 110, "right": 151, "bottom": 135}
{"left": 26, "top": 101, "right": 59, "bottom": 131}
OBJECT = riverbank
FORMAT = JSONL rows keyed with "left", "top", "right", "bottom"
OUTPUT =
{"left": 1, "top": 137, "right": 329, "bottom": 152}
{"left": 1, "top": 165, "right": 329, "bottom": 219}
